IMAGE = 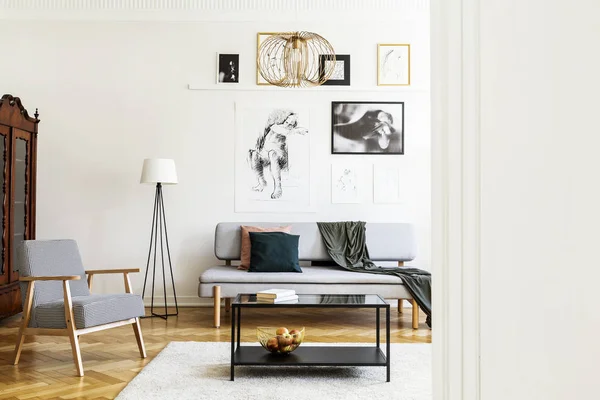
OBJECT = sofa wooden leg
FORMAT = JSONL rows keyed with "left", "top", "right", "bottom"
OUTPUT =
{"left": 225, "top": 298, "right": 231, "bottom": 313}
{"left": 213, "top": 285, "right": 221, "bottom": 328}
{"left": 398, "top": 299, "right": 403, "bottom": 314}
{"left": 411, "top": 299, "right": 419, "bottom": 329}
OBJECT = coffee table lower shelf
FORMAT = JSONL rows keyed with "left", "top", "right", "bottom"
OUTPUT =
{"left": 231, "top": 346, "right": 388, "bottom": 380}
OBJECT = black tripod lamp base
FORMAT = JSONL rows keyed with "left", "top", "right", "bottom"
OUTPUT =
{"left": 141, "top": 182, "right": 179, "bottom": 319}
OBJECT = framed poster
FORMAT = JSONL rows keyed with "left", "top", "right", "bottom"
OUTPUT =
{"left": 331, "top": 163, "right": 362, "bottom": 204}
{"left": 373, "top": 165, "right": 403, "bottom": 203}
{"left": 217, "top": 53, "right": 239, "bottom": 83}
{"left": 235, "top": 103, "right": 313, "bottom": 212}
{"left": 320, "top": 54, "right": 351, "bottom": 86}
{"left": 377, "top": 44, "right": 410, "bottom": 86}
{"left": 256, "top": 32, "right": 279, "bottom": 85}
{"left": 331, "top": 101, "right": 404, "bottom": 155}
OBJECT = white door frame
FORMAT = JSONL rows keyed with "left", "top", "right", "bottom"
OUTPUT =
{"left": 431, "top": 0, "right": 481, "bottom": 399}
{"left": 0, "top": 0, "right": 482, "bottom": 397}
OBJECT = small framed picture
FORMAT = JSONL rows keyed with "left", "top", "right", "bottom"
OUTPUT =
{"left": 319, "top": 54, "right": 351, "bottom": 86}
{"left": 331, "top": 101, "right": 404, "bottom": 155}
{"left": 256, "top": 32, "right": 279, "bottom": 85}
{"left": 377, "top": 44, "right": 410, "bottom": 86}
{"left": 217, "top": 53, "right": 239, "bottom": 83}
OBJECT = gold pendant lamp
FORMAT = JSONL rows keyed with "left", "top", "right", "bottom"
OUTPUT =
{"left": 258, "top": 31, "right": 336, "bottom": 88}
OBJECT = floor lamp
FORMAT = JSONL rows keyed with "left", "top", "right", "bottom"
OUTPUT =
{"left": 140, "top": 158, "right": 179, "bottom": 319}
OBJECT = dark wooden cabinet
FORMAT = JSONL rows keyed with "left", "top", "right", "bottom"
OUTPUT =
{"left": 0, "top": 94, "right": 38, "bottom": 319}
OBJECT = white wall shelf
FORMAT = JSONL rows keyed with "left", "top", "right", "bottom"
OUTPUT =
{"left": 187, "top": 84, "right": 430, "bottom": 93}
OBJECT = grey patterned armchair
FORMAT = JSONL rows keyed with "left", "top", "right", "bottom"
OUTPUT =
{"left": 13, "top": 240, "right": 147, "bottom": 376}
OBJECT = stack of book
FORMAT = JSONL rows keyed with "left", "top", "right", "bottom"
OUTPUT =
{"left": 256, "top": 289, "right": 299, "bottom": 304}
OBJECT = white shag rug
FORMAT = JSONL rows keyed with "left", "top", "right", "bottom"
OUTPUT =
{"left": 116, "top": 342, "right": 431, "bottom": 400}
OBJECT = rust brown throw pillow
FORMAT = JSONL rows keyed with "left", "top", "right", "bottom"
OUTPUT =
{"left": 239, "top": 225, "right": 292, "bottom": 270}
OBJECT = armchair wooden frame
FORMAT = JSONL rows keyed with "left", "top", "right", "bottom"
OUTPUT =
{"left": 13, "top": 268, "right": 147, "bottom": 377}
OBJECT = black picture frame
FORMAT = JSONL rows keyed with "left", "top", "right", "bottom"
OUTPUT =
{"left": 320, "top": 54, "right": 351, "bottom": 86}
{"left": 217, "top": 53, "right": 240, "bottom": 83}
{"left": 331, "top": 101, "right": 404, "bottom": 155}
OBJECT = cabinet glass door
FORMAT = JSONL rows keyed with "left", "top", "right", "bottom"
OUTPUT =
{"left": 0, "top": 128, "right": 7, "bottom": 286}
{"left": 12, "top": 130, "right": 31, "bottom": 283}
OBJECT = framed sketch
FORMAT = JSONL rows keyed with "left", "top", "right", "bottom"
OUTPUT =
{"left": 217, "top": 53, "right": 239, "bottom": 83}
{"left": 235, "top": 103, "right": 313, "bottom": 212}
{"left": 373, "top": 165, "right": 402, "bottom": 203}
{"left": 331, "top": 164, "right": 362, "bottom": 204}
{"left": 256, "top": 32, "right": 279, "bottom": 85}
{"left": 320, "top": 54, "right": 351, "bottom": 86}
{"left": 331, "top": 101, "right": 404, "bottom": 155}
{"left": 377, "top": 44, "right": 410, "bottom": 86}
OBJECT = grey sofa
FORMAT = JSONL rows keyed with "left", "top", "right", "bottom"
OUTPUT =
{"left": 198, "top": 222, "right": 422, "bottom": 329}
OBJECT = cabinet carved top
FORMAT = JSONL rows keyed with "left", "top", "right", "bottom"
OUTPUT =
{"left": 0, "top": 94, "right": 39, "bottom": 133}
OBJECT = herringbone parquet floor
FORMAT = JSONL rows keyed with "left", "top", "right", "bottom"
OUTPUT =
{"left": 0, "top": 306, "right": 431, "bottom": 399}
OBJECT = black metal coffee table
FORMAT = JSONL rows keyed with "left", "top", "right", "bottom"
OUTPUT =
{"left": 230, "top": 294, "right": 390, "bottom": 382}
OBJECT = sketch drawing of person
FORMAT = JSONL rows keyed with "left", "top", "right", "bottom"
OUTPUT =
{"left": 337, "top": 169, "right": 357, "bottom": 193}
{"left": 247, "top": 109, "right": 308, "bottom": 199}
{"left": 382, "top": 49, "right": 404, "bottom": 81}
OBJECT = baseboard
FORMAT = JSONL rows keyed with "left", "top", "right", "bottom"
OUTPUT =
{"left": 143, "top": 296, "right": 209, "bottom": 307}
{"left": 144, "top": 297, "right": 411, "bottom": 308}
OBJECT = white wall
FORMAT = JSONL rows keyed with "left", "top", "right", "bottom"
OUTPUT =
{"left": 479, "top": 0, "right": 600, "bottom": 399}
{"left": 0, "top": 4, "right": 430, "bottom": 304}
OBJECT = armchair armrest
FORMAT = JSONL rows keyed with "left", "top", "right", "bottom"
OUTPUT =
{"left": 84, "top": 269, "right": 140, "bottom": 294}
{"left": 85, "top": 268, "right": 140, "bottom": 275}
{"left": 20, "top": 275, "right": 81, "bottom": 281}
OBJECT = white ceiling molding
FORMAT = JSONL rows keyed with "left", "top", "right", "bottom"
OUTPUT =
{"left": 0, "top": 0, "right": 429, "bottom": 21}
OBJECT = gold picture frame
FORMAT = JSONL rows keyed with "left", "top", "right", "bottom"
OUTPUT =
{"left": 377, "top": 44, "right": 411, "bottom": 86}
{"left": 256, "top": 32, "right": 279, "bottom": 86}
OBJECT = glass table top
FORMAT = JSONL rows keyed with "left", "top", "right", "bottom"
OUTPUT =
{"left": 232, "top": 294, "right": 388, "bottom": 307}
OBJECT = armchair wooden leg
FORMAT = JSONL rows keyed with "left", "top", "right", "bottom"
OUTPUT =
{"left": 13, "top": 281, "right": 35, "bottom": 365}
{"left": 13, "top": 331, "right": 26, "bottom": 366}
{"left": 132, "top": 318, "right": 147, "bottom": 358}
{"left": 64, "top": 281, "right": 84, "bottom": 376}
{"left": 213, "top": 285, "right": 221, "bottom": 328}
{"left": 398, "top": 299, "right": 403, "bottom": 314}
{"left": 411, "top": 299, "right": 419, "bottom": 329}
{"left": 225, "top": 298, "right": 231, "bottom": 313}
{"left": 68, "top": 332, "right": 84, "bottom": 377}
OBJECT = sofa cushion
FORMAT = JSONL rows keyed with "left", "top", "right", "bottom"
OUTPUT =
{"left": 249, "top": 232, "right": 302, "bottom": 273}
{"left": 199, "top": 282, "right": 412, "bottom": 299}
{"left": 215, "top": 222, "right": 416, "bottom": 262}
{"left": 32, "top": 293, "right": 145, "bottom": 329}
{"left": 240, "top": 225, "right": 292, "bottom": 270}
{"left": 200, "top": 265, "right": 402, "bottom": 284}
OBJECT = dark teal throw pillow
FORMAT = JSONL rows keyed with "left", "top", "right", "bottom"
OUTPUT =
{"left": 248, "top": 232, "right": 302, "bottom": 273}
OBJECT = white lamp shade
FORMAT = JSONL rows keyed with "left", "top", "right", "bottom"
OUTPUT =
{"left": 140, "top": 158, "right": 178, "bottom": 184}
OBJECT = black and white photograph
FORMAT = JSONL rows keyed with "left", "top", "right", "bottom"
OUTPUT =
{"left": 331, "top": 101, "right": 404, "bottom": 155}
{"left": 235, "top": 103, "right": 313, "bottom": 212}
{"left": 217, "top": 53, "right": 239, "bottom": 83}
{"left": 320, "top": 54, "right": 351, "bottom": 86}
